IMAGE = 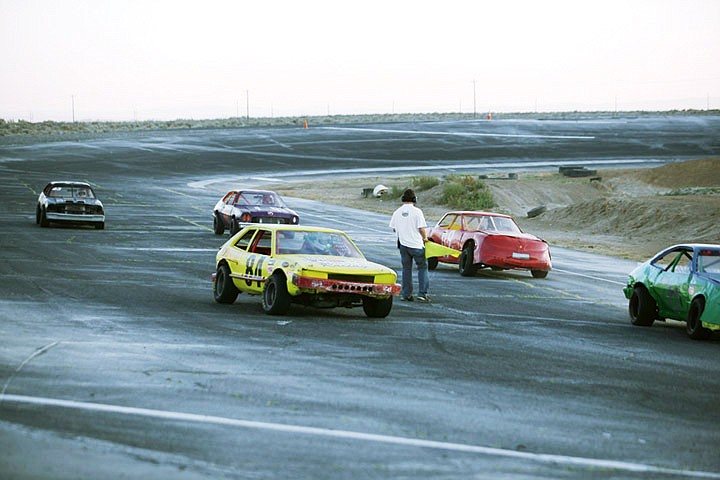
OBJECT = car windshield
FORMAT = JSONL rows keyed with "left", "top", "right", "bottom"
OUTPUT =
{"left": 48, "top": 185, "right": 95, "bottom": 199}
{"left": 697, "top": 249, "right": 720, "bottom": 278}
{"left": 276, "top": 230, "right": 363, "bottom": 257}
{"left": 235, "top": 192, "right": 285, "bottom": 207}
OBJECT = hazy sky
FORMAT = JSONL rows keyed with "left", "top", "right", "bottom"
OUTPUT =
{"left": 1, "top": 0, "right": 719, "bottom": 121}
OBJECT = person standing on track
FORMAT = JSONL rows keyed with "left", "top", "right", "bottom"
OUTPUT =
{"left": 389, "top": 188, "right": 430, "bottom": 303}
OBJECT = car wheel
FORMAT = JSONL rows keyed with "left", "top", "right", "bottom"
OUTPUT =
{"left": 213, "top": 213, "right": 224, "bottom": 235}
{"left": 262, "top": 273, "right": 291, "bottom": 315}
{"left": 459, "top": 243, "right": 477, "bottom": 277}
{"left": 36, "top": 205, "right": 41, "bottom": 224}
{"left": 628, "top": 286, "right": 656, "bottom": 327}
{"left": 427, "top": 257, "right": 439, "bottom": 270}
{"left": 94, "top": 222, "right": 105, "bottom": 230}
{"left": 214, "top": 264, "right": 239, "bottom": 304}
{"left": 230, "top": 217, "right": 240, "bottom": 235}
{"left": 39, "top": 208, "right": 49, "bottom": 227}
{"left": 362, "top": 296, "right": 393, "bottom": 318}
{"left": 531, "top": 269, "right": 548, "bottom": 278}
{"left": 687, "top": 298, "right": 711, "bottom": 340}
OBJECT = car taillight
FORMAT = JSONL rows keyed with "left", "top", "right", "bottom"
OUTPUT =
{"left": 241, "top": 213, "right": 252, "bottom": 222}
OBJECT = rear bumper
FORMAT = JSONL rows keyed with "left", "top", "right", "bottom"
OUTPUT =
{"left": 484, "top": 255, "right": 551, "bottom": 271}
{"left": 292, "top": 274, "right": 400, "bottom": 297}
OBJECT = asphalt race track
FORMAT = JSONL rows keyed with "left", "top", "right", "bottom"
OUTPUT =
{"left": 1, "top": 116, "right": 719, "bottom": 479}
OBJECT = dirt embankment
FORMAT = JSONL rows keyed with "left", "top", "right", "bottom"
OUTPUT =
{"left": 273, "top": 158, "right": 720, "bottom": 261}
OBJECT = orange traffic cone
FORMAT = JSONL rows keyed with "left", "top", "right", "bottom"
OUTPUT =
{"left": 303, "top": 119, "right": 308, "bottom": 129}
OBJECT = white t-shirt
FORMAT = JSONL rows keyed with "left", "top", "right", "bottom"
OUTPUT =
{"left": 389, "top": 203, "right": 427, "bottom": 249}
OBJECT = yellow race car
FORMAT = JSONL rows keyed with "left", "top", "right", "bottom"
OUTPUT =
{"left": 213, "top": 225, "right": 401, "bottom": 317}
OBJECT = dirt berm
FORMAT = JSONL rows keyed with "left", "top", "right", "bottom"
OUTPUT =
{"left": 273, "top": 158, "right": 720, "bottom": 261}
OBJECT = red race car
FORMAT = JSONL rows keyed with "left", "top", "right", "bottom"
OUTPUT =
{"left": 426, "top": 211, "right": 552, "bottom": 278}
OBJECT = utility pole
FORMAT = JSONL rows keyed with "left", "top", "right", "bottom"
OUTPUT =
{"left": 71, "top": 95, "right": 76, "bottom": 122}
{"left": 472, "top": 80, "right": 477, "bottom": 119}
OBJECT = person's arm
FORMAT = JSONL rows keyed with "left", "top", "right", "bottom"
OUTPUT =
{"left": 419, "top": 227, "right": 428, "bottom": 243}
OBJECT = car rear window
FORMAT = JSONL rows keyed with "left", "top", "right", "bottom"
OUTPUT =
{"left": 698, "top": 249, "right": 720, "bottom": 275}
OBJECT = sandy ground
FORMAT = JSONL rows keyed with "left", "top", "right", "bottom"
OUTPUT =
{"left": 271, "top": 158, "right": 720, "bottom": 261}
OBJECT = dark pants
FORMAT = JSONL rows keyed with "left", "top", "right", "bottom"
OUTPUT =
{"left": 399, "top": 244, "right": 428, "bottom": 298}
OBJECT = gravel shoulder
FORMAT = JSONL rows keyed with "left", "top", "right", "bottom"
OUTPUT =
{"left": 270, "top": 158, "right": 720, "bottom": 261}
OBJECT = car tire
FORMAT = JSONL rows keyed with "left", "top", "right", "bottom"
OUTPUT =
{"left": 94, "top": 222, "right": 105, "bottom": 230}
{"left": 36, "top": 205, "right": 41, "bottom": 224}
{"left": 628, "top": 286, "right": 656, "bottom": 327}
{"left": 230, "top": 217, "right": 240, "bottom": 235}
{"left": 39, "top": 208, "right": 49, "bottom": 227}
{"left": 213, "top": 213, "right": 224, "bottom": 235}
{"left": 687, "top": 298, "right": 711, "bottom": 340}
{"left": 526, "top": 205, "right": 547, "bottom": 218}
{"left": 459, "top": 243, "right": 477, "bottom": 277}
{"left": 531, "top": 269, "right": 549, "bottom": 279}
{"left": 214, "top": 264, "right": 239, "bottom": 304}
{"left": 262, "top": 273, "right": 291, "bottom": 315}
{"left": 427, "top": 257, "right": 439, "bottom": 270}
{"left": 362, "top": 296, "right": 393, "bottom": 318}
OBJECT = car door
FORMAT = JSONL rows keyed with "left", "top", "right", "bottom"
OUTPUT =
{"left": 652, "top": 248, "right": 693, "bottom": 318}
{"left": 442, "top": 215, "right": 465, "bottom": 251}
{"left": 240, "top": 229, "right": 273, "bottom": 295}
{"left": 224, "top": 228, "right": 258, "bottom": 293}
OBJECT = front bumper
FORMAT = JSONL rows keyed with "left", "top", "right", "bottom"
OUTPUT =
{"left": 292, "top": 274, "right": 400, "bottom": 297}
{"left": 46, "top": 213, "right": 105, "bottom": 223}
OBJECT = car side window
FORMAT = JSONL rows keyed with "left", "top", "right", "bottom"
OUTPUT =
{"left": 464, "top": 216, "right": 480, "bottom": 231}
{"left": 697, "top": 250, "right": 720, "bottom": 274}
{"left": 672, "top": 251, "right": 692, "bottom": 273}
{"left": 437, "top": 215, "right": 455, "bottom": 228}
{"left": 448, "top": 216, "right": 463, "bottom": 231}
{"left": 652, "top": 250, "right": 679, "bottom": 271}
{"left": 477, "top": 216, "right": 493, "bottom": 231}
{"left": 250, "top": 230, "right": 272, "bottom": 256}
{"left": 234, "top": 229, "right": 257, "bottom": 251}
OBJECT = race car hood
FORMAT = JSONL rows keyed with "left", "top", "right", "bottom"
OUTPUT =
{"left": 286, "top": 256, "right": 395, "bottom": 276}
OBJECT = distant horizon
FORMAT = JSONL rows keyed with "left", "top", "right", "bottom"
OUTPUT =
{"left": 3, "top": 108, "right": 720, "bottom": 137}
{"left": 3, "top": 97, "right": 718, "bottom": 124}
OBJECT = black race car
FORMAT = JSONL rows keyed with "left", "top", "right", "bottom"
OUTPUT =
{"left": 36, "top": 181, "right": 105, "bottom": 229}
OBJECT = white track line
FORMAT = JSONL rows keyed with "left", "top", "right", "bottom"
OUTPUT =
{"left": 552, "top": 268, "right": 627, "bottom": 286}
{"left": 322, "top": 126, "right": 596, "bottom": 140}
{"left": 1, "top": 394, "right": 718, "bottom": 478}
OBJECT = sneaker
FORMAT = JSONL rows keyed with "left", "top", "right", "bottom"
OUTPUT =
{"left": 416, "top": 294, "right": 431, "bottom": 303}
{"left": 401, "top": 296, "right": 414, "bottom": 302}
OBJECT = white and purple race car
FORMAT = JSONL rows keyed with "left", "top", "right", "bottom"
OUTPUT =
{"left": 213, "top": 189, "right": 299, "bottom": 235}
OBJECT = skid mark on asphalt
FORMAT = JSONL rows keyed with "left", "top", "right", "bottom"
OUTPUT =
{"left": 0, "top": 343, "right": 60, "bottom": 397}
{"left": 2, "top": 394, "right": 718, "bottom": 479}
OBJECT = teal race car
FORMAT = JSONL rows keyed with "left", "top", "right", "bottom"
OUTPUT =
{"left": 624, "top": 244, "right": 720, "bottom": 339}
